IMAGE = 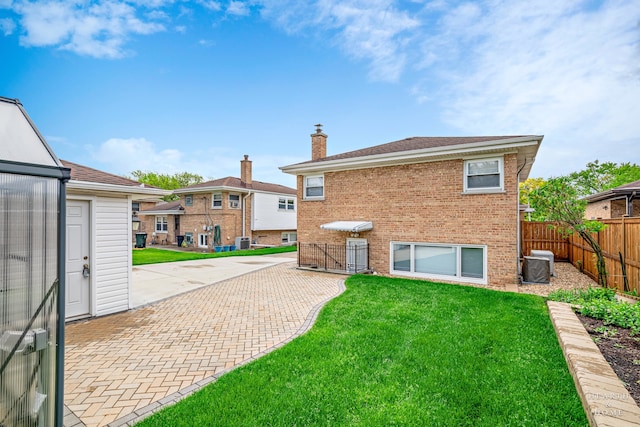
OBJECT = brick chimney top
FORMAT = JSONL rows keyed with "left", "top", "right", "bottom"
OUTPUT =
{"left": 311, "top": 124, "right": 327, "bottom": 160}
{"left": 240, "top": 154, "right": 252, "bottom": 185}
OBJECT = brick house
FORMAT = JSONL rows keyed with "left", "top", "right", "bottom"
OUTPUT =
{"left": 280, "top": 126, "right": 543, "bottom": 287}
{"left": 139, "top": 156, "right": 297, "bottom": 248}
{"left": 584, "top": 179, "right": 640, "bottom": 219}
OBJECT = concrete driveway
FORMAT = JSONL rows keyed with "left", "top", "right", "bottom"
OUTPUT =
{"left": 64, "top": 257, "right": 346, "bottom": 427}
{"left": 130, "top": 252, "right": 297, "bottom": 307}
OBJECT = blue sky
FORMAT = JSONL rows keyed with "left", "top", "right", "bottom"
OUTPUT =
{"left": 1, "top": 0, "right": 639, "bottom": 188}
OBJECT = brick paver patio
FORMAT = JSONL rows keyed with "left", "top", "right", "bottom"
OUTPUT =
{"left": 63, "top": 262, "right": 346, "bottom": 427}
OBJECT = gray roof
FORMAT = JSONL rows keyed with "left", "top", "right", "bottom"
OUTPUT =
{"left": 294, "top": 135, "right": 531, "bottom": 166}
{"left": 62, "top": 160, "right": 153, "bottom": 187}
{"left": 585, "top": 179, "right": 640, "bottom": 202}
{"left": 176, "top": 176, "right": 296, "bottom": 195}
{"left": 139, "top": 200, "right": 184, "bottom": 214}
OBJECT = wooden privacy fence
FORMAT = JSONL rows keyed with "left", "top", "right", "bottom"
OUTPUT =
{"left": 521, "top": 218, "right": 640, "bottom": 295}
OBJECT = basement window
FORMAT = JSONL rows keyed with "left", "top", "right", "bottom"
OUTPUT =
{"left": 390, "top": 242, "right": 487, "bottom": 284}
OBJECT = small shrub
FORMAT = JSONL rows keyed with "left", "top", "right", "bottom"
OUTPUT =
{"left": 547, "top": 287, "right": 616, "bottom": 305}
{"left": 548, "top": 287, "right": 640, "bottom": 335}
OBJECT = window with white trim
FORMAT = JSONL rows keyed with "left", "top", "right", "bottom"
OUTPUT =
{"left": 304, "top": 175, "right": 324, "bottom": 199}
{"left": 279, "top": 197, "right": 295, "bottom": 211}
{"left": 155, "top": 216, "right": 168, "bottom": 233}
{"left": 229, "top": 194, "right": 241, "bottom": 209}
{"left": 282, "top": 232, "right": 297, "bottom": 244}
{"left": 185, "top": 232, "right": 193, "bottom": 244}
{"left": 212, "top": 192, "right": 222, "bottom": 209}
{"left": 464, "top": 157, "right": 503, "bottom": 192}
{"left": 185, "top": 195, "right": 193, "bottom": 206}
{"left": 391, "top": 242, "right": 486, "bottom": 284}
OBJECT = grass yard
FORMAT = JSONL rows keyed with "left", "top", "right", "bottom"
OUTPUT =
{"left": 132, "top": 246, "right": 296, "bottom": 265}
{"left": 137, "top": 275, "right": 587, "bottom": 426}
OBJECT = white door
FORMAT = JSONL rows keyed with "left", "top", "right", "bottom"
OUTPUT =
{"left": 198, "top": 233, "right": 208, "bottom": 248}
{"left": 66, "top": 200, "right": 90, "bottom": 319}
{"left": 346, "top": 238, "right": 368, "bottom": 273}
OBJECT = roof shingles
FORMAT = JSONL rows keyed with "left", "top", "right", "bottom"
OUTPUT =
{"left": 298, "top": 135, "right": 531, "bottom": 165}
{"left": 182, "top": 176, "right": 296, "bottom": 195}
{"left": 61, "top": 160, "right": 150, "bottom": 187}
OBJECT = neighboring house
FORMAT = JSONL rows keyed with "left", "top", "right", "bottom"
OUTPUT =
{"left": 584, "top": 179, "right": 640, "bottom": 219}
{"left": 135, "top": 200, "right": 184, "bottom": 245}
{"left": 141, "top": 155, "right": 297, "bottom": 248}
{"left": 280, "top": 126, "right": 543, "bottom": 287}
{"left": 61, "top": 160, "right": 168, "bottom": 320}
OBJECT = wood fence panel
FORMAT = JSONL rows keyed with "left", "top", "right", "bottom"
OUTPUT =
{"left": 522, "top": 218, "right": 640, "bottom": 294}
{"left": 520, "top": 222, "right": 569, "bottom": 260}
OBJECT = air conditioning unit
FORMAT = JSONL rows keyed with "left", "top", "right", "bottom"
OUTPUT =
{"left": 235, "top": 236, "right": 250, "bottom": 250}
{"left": 230, "top": 201, "right": 239, "bottom": 208}
{"left": 522, "top": 256, "right": 550, "bottom": 284}
{"left": 531, "top": 250, "right": 555, "bottom": 276}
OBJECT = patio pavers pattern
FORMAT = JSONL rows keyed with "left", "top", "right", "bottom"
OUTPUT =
{"left": 64, "top": 262, "right": 346, "bottom": 427}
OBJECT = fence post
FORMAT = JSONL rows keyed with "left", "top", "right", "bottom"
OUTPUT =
{"left": 324, "top": 243, "right": 328, "bottom": 272}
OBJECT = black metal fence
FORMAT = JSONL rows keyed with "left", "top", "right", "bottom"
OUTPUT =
{"left": 298, "top": 243, "right": 369, "bottom": 273}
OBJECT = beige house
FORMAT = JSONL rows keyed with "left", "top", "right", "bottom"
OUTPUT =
{"left": 584, "top": 179, "right": 640, "bottom": 219}
{"left": 139, "top": 156, "right": 297, "bottom": 248}
{"left": 280, "top": 126, "right": 543, "bottom": 288}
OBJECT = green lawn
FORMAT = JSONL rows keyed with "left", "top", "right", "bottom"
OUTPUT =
{"left": 137, "top": 275, "right": 587, "bottom": 426}
{"left": 132, "top": 246, "right": 297, "bottom": 265}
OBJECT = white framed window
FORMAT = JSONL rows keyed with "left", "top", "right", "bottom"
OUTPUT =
{"left": 185, "top": 232, "right": 193, "bottom": 244}
{"left": 229, "top": 193, "right": 241, "bottom": 209}
{"left": 463, "top": 157, "right": 503, "bottom": 192}
{"left": 185, "top": 195, "right": 193, "bottom": 206}
{"left": 155, "top": 216, "right": 168, "bottom": 233}
{"left": 212, "top": 192, "right": 222, "bottom": 209}
{"left": 281, "top": 232, "right": 297, "bottom": 244}
{"left": 390, "top": 242, "right": 487, "bottom": 284}
{"left": 304, "top": 175, "right": 324, "bottom": 199}
{"left": 279, "top": 197, "right": 295, "bottom": 211}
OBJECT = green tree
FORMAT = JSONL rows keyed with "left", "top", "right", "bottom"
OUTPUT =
{"left": 519, "top": 177, "right": 547, "bottom": 221}
{"left": 529, "top": 176, "right": 608, "bottom": 287}
{"left": 130, "top": 171, "right": 204, "bottom": 201}
{"left": 568, "top": 160, "right": 640, "bottom": 196}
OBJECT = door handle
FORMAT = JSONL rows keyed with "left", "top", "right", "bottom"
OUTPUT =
{"left": 82, "top": 264, "right": 90, "bottom": 278}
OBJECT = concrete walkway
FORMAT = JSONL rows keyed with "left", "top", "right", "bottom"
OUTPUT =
{"left": 130, "top": 252, "right": 297, "bottom": 307}
{"left": 63, "top": 259, "right": 346, "bottom": 427}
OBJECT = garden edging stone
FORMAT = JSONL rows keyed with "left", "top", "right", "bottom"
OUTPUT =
{"left": 548, "top": 301, "right": 640, "bottom": 427}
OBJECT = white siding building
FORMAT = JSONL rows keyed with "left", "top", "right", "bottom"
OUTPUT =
{"left": 62, "top": 160, "right": 167, "bottom": 320}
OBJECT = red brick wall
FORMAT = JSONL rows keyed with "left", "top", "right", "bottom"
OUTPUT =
{"left": 296, "top": 154, "right": 520, "bottom": 287}
{"left": 179, "top": 193, "right": 243, "bottom": 247}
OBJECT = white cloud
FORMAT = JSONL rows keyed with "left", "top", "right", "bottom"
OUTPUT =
{"left": 0, "top": 17, "right": 15, "bottom": 35}
{"left": 258, "top": 0, "right": 420, "bottom": 82}
{"left": 407, "top": 0, "right": 640, "bottom": 177}
{"left": 87, "top": 138, "right": 297, "bottom": 187}
{"left": 227, "top": 1, "right": 249, "bottom": 16}
{"left": 10, "top": 0, "right": 165, "bottom": 58}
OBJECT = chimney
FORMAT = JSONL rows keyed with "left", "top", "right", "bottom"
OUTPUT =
{"left": 311, "top": 123, "right": 327, "bottom": 160}
{"left": 240, "top": 154, "right": 252, "bottom": 185}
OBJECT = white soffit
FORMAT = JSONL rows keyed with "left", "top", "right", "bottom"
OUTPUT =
{"left": 320, "top": 221, "right": 373, "bottom": 232}
{"left": 0, "top": 100, "right": 59, "bottom": 167}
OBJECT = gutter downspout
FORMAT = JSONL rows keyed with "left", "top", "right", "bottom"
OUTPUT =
{"left": 516, "top": 159, "right": 529, "bottom": 281}
{"left": 628, "top": 191, "right": 637, "bottom": 217}
{"left": 242, "top": 192, "right": 252, "bottom": 237}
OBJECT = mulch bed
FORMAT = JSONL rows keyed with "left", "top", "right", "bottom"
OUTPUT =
{"left": 577, "top": 314, "right": 640, "bottom": 404}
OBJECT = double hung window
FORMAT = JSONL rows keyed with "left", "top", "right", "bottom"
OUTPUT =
{"left": 464, "top": 158, "right": 503, "bottom": 192}
{"left": 155, "top": 216, "right": 168, "bottom": 233}
{"left": 304, "top": 175, "right": 324, "bottom": 199}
